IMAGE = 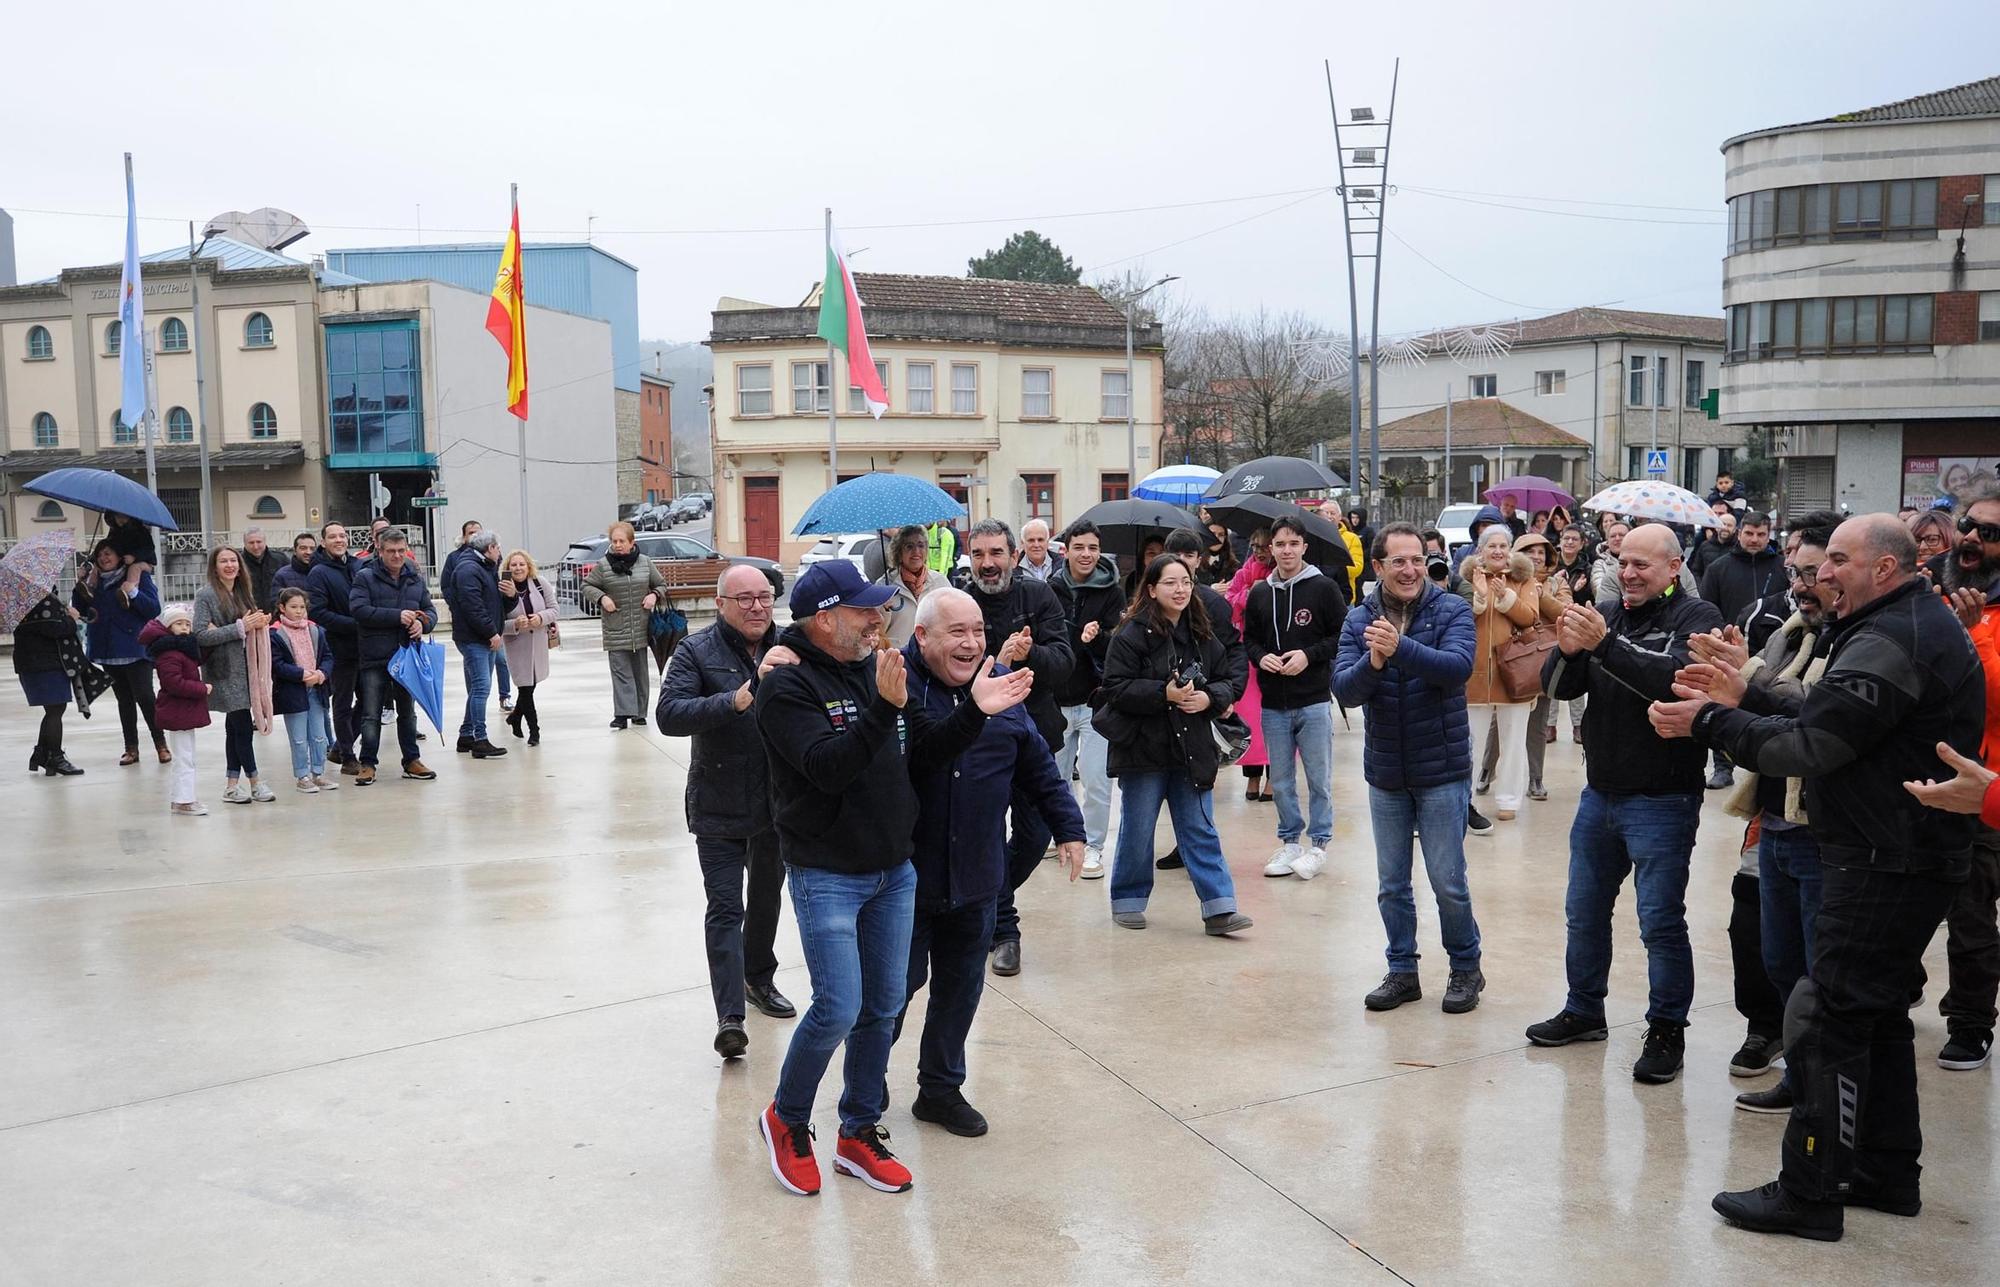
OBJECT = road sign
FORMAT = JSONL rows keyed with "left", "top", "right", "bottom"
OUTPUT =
{"left": 410, "top": 495, "right": 448, "bottom": 509}
{"left": 1645, "top": 449, "right": 1670, "bottom": 476}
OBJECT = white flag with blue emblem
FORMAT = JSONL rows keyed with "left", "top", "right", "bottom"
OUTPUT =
{"left": 119, "top": 155, "right": 151, "bottom": 440}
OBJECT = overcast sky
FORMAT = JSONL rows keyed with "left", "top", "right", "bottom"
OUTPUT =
{"left": 7, "top": 0, "right": 1996, "bottom": 342}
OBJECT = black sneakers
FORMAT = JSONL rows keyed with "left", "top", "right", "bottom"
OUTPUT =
{"left": 1729, "top": 1031, "right": 1782, "bottom": 1077}
{"left": 1712, "top": 1180, "right": 1842, "bottom": 1241}
{"left": 1524, "top": 1010, "right": 1608, "bottom": 1047}
{"left": 1633, "top": 1023, "right": 1685, "bottom": 1084}
{"left": 912, "top": 1089, "right": 989, "bottom": 1138}
{"left": 1442, "top": 969, "right": 1486, "bottom": 1014}
{"left": 1365, "top": 972, "right": 1422, "bottom": 1011}
{"left": 1938, "top": 1029, "right": 1993, "bottom": 1070}
{"left": 1466, "top": 806, "right": 1494, "bottom": 837}
{"left": 1734, "top": 1083, "right": 1793, "bottom": 1114}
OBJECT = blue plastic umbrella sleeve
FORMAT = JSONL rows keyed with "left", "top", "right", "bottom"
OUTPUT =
{"left": 22, "top": 467, "right": 179, "bottom": 531}
{"left": 792, "top": 472, "right": 967, "bottom": 537}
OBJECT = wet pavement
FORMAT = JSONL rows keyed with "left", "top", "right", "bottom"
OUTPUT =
{"left": 2, "top": 630, "right": 1995, "bottom": 1285}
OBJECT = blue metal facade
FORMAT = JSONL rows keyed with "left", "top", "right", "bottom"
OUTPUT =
{"left": 323, "top": 243, "right": 640, "bottom": 392}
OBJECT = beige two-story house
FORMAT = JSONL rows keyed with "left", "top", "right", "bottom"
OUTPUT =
{"left": 707, "top": 274, "right": 1163, "bottom": 565}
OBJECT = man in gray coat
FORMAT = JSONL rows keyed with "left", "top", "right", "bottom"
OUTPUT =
{"left": 656, "top": 564, "right": 794, "bottom": 1058}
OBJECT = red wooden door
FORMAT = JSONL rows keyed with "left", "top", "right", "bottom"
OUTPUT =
{"left": 743, "top": 477, "right": 780, "bottom": 561}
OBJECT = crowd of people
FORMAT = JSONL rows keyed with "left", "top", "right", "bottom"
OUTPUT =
{"left": 15, "top": 473, "right": 1997, "bottom": 1243}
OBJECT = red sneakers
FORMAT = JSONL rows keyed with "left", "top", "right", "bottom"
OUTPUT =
{"left": 833, "top": 1124, "right": 914, "bottom": 1193}
{"left": 759, "top": 1103, "right": 820, "bottom": 1196}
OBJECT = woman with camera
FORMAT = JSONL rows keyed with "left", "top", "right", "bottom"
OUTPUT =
{"left": 1457, "top": 527, "right": 1541, "bottom": 821}
{"left": 1096, "top": 555, "right": 1251, "bottom": 937}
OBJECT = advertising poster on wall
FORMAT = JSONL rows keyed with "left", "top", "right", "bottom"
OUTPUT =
{"left": 1903, "top": 456, "right": 2000, "bottom": 510}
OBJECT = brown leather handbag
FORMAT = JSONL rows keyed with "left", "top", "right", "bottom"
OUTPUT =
{"left": 1495, "top": 622, "right": 1558, "bottom": 702}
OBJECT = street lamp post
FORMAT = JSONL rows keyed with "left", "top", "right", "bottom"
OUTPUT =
{"left": 187, "top": 223, "right": 217, "bottom": 543}
{"left": 1124, "top": 274, "right": 1178, "bottom": 488}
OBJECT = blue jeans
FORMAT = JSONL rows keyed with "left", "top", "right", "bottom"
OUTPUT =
{"left": 283, "top": 698, "right": 329, "bottom": 780}
{"left": 1759, "top": 821, "right": 1824, "bottom": 1019}
{"left": 774, "top": 860, "right": 916, "bottom": 1135}
{"left": 1058, "top": 703, "right": 1112, "bottom": 850}
{"left": 493, "top": 645, "right": 512, "bottom": 701}
{"left": 1263, "top": 703, "right": 1333, "bottom": 847}
{"left": 458, "top": 640, "right": 493, "bottom": 740}
{"left": 1563, "top": 788, "right": 1701, "bottom": 1026}
{"left": 355, "top": 665, "right": 421, "bottom": 768}
{"left": 1370, "top": 778, "right": 1481, "bottom": 972}
{"left": 1110, "top": 771, "right": 1237, "bottom": 918}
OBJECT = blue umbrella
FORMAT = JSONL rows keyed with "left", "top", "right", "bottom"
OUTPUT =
{"left": 793, "top": 471, "right": 966, "bottom": 536}
{"left": 388, "top": 639, "right": 448, "bottom": 737}
{"left": 1133, "top": 464, "right": 1221, "bottom": 504}
{"left": 23, "top": 467, "right": 179, "bottom": 531}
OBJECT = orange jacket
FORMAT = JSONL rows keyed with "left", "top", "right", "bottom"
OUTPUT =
{"left": 1968, "top": 600, "right": 2000, "bottom": 772}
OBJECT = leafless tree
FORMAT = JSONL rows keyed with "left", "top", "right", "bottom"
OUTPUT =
{"left": 1162, "top": 308, "right": 1350, "bottom": 470}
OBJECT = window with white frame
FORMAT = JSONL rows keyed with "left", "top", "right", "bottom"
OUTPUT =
{"left": 1100, "top": 369, "right": 1129, "bottom": 420}
{"left": 1986, "top": 176, "right": 2000, "bottom": 227}
{"left": 32, "top": 412, "right": 58, "bottom": 447}
{"left": 950, "top": 363, "right": 978, "bottom": 414}
{"left": 1534, "top": 370, "right": 1564, "bottom": 396}
{"left": 791, "top": 361, "right": 830, "bottom": 414}
{"left": 26, "top": 326, "right": 53, "bottom": 360}
{"left": 1684, "top": 359, "right": 1707, "bottom": 408}
{"left": 1628, "top": 355, "right": 1647, "bottom": 406}
{"left": 1022, "top": 368, "right": 1053, "bottom": 418}
{"left": 847, "top": 360, "right": 889, "bottom": 414}
{"left": 1655, "top": 355, "right": 1671, "bottom": 407}
{"left": 1981, "top": 293, "right": 2000, "bottom": 342}
{"left": 907, "top": 361, "right": 934, "bottom": 413}
{"left": 737, "top": 364, "right": 772, "bottom": 415}
{"left": 1469, "top": 373, "right": 1497, "bottom": 398}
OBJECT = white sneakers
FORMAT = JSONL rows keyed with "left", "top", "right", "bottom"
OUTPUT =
{"left": 222, "top": 783, "right": 252, "bottom": 805}
{"left": 170, "top": 801, "right": 208, "bottom": 816}
{"left": 310, "top": 773, "right": 339, "bottom": 791}
{"left": 1080, "top": 847, "right": 1104, "bottom": 880}
{"left": 1264, "top": 843, "right": 1302, "bottom": 877}
{"left": 1265, "top": 842, "right": 1328, "bottom": 880}
{"left": 295, "top": 777, "right": 319, "bottom": 794}
{"left": 250, "top": 780, "right": 276, "bottom": 803}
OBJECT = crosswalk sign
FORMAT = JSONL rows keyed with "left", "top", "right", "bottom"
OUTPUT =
{"left": 1645, "top": 449, "right": 1670, "bottom": 476}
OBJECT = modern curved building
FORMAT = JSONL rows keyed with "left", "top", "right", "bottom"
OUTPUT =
{"left": 1721, "top": 75, "right": 2000, "bottom": 517}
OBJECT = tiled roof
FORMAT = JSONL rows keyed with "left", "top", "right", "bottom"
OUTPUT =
{"left": 1395, "top": 307, "right": 1723, "bottom": 353}
{"left": 1329, "top": 399, "right": 1589, "bottom": 454}
{"left": 809, "top": 273, "right": 1131, "bottom": 329}
{"left": 1731, "top": 74, "right": 2000, "bottom": 143}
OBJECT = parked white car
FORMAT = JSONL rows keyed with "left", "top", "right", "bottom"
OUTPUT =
{"left": 798, "top": 533, "right": 881, "bottom": 577}
{"left": 1434, "top": 503, "right": 1487, "bottom": 557}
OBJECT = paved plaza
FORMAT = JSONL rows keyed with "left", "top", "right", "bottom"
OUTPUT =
{"left": 2, "top": 626, "right": 1995, "bottom": 1285}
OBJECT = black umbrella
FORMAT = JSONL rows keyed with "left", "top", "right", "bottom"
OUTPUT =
{"left": 1201, "top": 455, "right": 1346, "bottom": 502}
{"left": 1065, "top": 498, "right": 1206, "bottom": 559}
{"left": 1203, "top": 493, "right": 1350, "bottom": 570}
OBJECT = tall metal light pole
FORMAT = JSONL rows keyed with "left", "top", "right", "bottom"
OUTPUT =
{"left": 1124, "top": 275, "right": 1177, "bottom": 486}
{"left": 186, "top": 223, "right": 216, "bottom": 541}
{"left": 1324, "top": 59, "right": 1399, "bottom": 508}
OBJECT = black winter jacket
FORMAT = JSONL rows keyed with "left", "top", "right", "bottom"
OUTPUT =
{"left": 348, "top": 558, "right": 437, "bottom": 666}
{"left": 445, "top": 551, "right": 504, "bottom": 645}
{"left": 306, "top": 549, "right": 360, "bottom": 662}
{"left": 969, "top": 576, "right": 1073, "bottom": 752}
{"left": 906, "top": 641, "right": 1084, "bottom": 910}
{"left": 1699, "top": 577, "right": 1984, "bottom": 874}
{"left": 1195, "top": 584, "right": 1248, "bottom": 707}
{"left": 1544, "top": 583, "right": 1724, "bottom": 794}
{"left": 1095, "top": 615, "right": 1236, "bottom": 789}
{"left": 656, "top": 619, "right": 777, "bottom": 838}
{"left": 1698, "top": 544, "right": 1784, "bottom": 629}
{"left": 241, "top": 545, "right": 283, "bottom": 611}
{"left": 271, "top": 554, "right": 315, "bottom": 602}
{"left": 1052, "top": 561, "right": 1126, "bottom": 707}
{"left": 1243, "top": 566, "right": 1346, "bottom": 710}
{"left": 753, "top": 623, "right": 989, "bottom": 874}
{"left": 1738, "top": 588, "right": 1793, "bottom": 655}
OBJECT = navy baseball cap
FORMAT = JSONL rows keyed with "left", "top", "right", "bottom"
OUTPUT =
{"left": 793, "top": 558, "right": 897, "bottom": 615}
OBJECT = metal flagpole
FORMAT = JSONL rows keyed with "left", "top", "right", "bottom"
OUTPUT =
{"left": 514, "top": 183, "right": 530, "bottom": 556}
{"left": 825, "top": 208, "right": 840, "bottom": 489}
{"left": 1442, "top": 381, "right": 1452, "bottom": 506}
{"left": 187, "top": 222, "right": 214, "bottom": 542}
{"left": 125, "top": 155, "right": 157, "bottom": 500}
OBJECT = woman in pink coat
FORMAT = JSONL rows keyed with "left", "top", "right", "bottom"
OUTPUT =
{"left": 1225, "top": 528, "right": 1274, "bottom": 801}
{"left": 500, "top": 550, "right": 559, "bottom": 745}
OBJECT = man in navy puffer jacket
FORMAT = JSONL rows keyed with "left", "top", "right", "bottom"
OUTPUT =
{"left": 1334, "top": 522, "right": 1487, "bottom": 1016}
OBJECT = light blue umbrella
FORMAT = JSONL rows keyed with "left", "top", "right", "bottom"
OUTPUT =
{"left": 388, "top": 639, "right": 448, "bottom": 736}
{"left": 793, "top": 471, "right": 966, "bottom": 536}
{"left": 1133, "top": 464, "right": 1220, "bottom": 504}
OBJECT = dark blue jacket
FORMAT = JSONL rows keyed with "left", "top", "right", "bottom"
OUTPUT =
{"left": 73, "top": 569, "right": 161, "bottom": 663}
{"left": 445, "top": 550, "right": 503, "bottom": 645}
{"left": 306, "top": 549, "right": 360, "bottom": 662}
{"left": 1332, "top": 582, "right": 1476, "bottom": 790}
{"left": 271, "top": 554, "right": 316, "bottom": 602}
{"left": 655, "top": 619, "right": 777, "bottom": 838}
{"left": 269, "top": 623, "right": 332, "bottom": 717}
{"left": 349, "top": 557, "right": 437, "bottom": 666}
{"left": 905, "top": 640, "right": 1083, "bottom": 910}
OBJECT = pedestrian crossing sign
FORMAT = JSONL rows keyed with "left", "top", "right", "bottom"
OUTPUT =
{"left": 1645, "top": 449, "right": 1669, "bottom": 476}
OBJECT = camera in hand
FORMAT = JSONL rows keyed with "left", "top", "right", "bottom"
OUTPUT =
{"left": 1175, "top": 661, "right": 1207, "bottom": 688}
{"left": 1426, "top": 551, "right": 1451, "bottom": 582}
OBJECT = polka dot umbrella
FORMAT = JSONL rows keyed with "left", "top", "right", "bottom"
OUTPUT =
{"left": 1581, "top": 480, "right": 1722, "bottom": 530}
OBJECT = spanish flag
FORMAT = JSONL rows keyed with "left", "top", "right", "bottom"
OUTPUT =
{"left": 485, "top": 190, "right": 528, "bottom": 419}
